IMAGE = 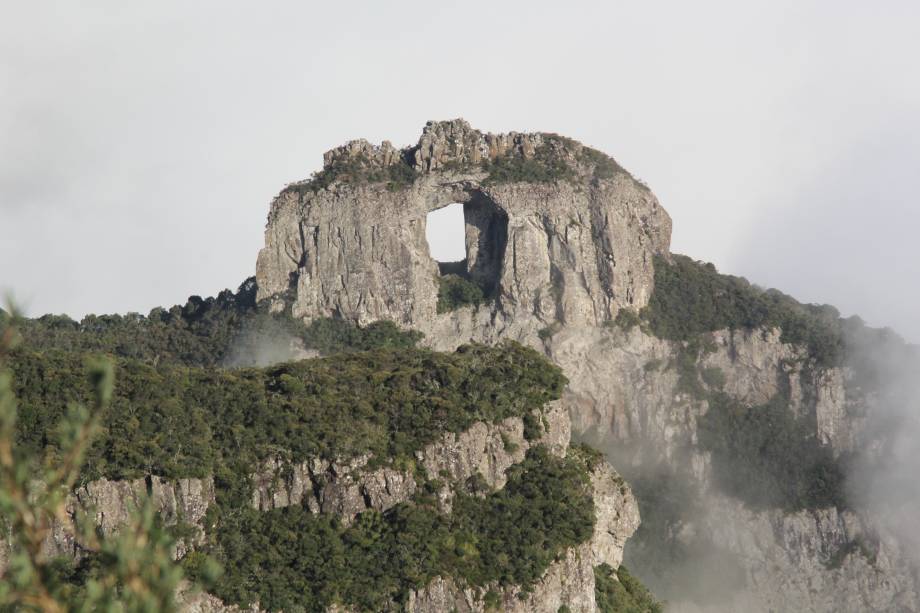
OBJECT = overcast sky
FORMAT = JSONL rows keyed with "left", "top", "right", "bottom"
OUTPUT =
{"left": 2, "top": 1, "right": 918, "bottom": 341}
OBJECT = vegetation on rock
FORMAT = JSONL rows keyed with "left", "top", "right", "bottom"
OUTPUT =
{"left": 643, "top": 255, "right": 844, "bottom": 367}
{"left": 9, "top": 341, "right": 566, "bottom": 485}
{"left": 437, "top": 274, "right": 486, "bottom": 313}
{"left": 210, "top": 447, "right": 596, "bottom": 612}
{"left": 12, "top": 278, "right": 422, "bottom": 368}
{"left": 482, "top": 143, "right": 576, "bottom": 185}
{"left": 284, "top": 152, "right": 418, "bottom": 195}
{"left": 640, "top": 254, "right": 850, "bottom": 513}
{"left": 0, "top": 315, "right": 191, "bottom": 612}
{"left": 595, "top": 563, "right": 663, "bottom": 613}
{"left": 5, "top": 299, "right": 582, "bottom": 611}
{"left": 698, "top": 393, "right": 847, "bottom": 511}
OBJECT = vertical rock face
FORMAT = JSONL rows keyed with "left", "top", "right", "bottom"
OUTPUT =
{"left": 255, "top": 119, "right": 671, "bottom": 332}
{"left": 0, "top": 476, "right": 216, "bottom": 572}
{"left": 248, "top": 402, "right": 569, "bottom": 520}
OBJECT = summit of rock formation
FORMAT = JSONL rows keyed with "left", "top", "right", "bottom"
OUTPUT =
{"left": 256, "top": 119, "right": 671, "bottom": 340}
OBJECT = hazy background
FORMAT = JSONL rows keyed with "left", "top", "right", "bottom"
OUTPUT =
{"left": 2, "top": 1, "right": 918, "bottom": 341}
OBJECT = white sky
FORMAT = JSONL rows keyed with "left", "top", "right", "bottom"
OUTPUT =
{"left": 2, "top": 1, "right": 918, "bottom": 341}
{"left": 426, "top": 204, "right": 466, "bottom": 263}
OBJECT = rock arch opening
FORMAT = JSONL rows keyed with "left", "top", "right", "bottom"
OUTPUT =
{"left": 425, "top": 202, "right": 466, "bottom": 273}
{"left": 424, "top": 191, "right": 509, "bottom": 309}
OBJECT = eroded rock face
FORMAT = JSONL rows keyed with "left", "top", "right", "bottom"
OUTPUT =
{"left": 548, "top": 324, "right": 920, "bottom": 612}
{"left": 255, "top": 119, "right": 671, "bottom": 332}
{"left": 406, "top": 460, "right": 640, "bottom": 613}
{"left": 0, "top": 476, "right": 215, "bottom": 573}
{"left": 250, "top": 401, "right": 570, "bottom": 519}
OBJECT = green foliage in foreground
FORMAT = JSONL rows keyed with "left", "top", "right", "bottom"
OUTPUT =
{"left": 209, "top": 447, "right": 595, "bottom": 612}
{"left": 9, "top": 342, "right": 566, "bottom": 485}
{"left": 698, "top": 393, "right": 847, "bottom": 511}
{"left": 11, "top": 278, "right": 422, "bottom": 368}
{"left": 595, "top": 563, "right": 663, "bottom": 613}
{"left": 643, "top": 255, "right": 844, "bottom": 367}
{"left": 0, "top": 321, "right": 187, "bottom": 611}
{"left": 437, "top": 274, "right": 486, "bottom": 313}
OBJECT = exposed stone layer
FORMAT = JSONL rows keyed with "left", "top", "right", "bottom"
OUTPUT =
{"left": 405, "top": 460, "right": 639, "bottom": 613}
{"left": 0, "top": 476, "right": 215, "bottom": 573}
{"left": 250, "top": 401, "right": 570, "bottom": 518}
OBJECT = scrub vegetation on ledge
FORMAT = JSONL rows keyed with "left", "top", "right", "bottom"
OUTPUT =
{"left": 642, "top": 254, "right": 844, "bottom": 367}
{"left": 9, "top": 341, "right": 566, "bottom": 484}
{"left": 698, "top": 393, "right": 847, "bottom": 511}
{"left": 10, "top": 277, "right": 423, "bottom": 368}
{"left": 594, "top": 562, "right": 663, "bottom": 613}
{"left": 437, "top": 274, "right": 486, "bottom": 313}
{"left": 209, "top": 447, "right": 596, "bottom": 612}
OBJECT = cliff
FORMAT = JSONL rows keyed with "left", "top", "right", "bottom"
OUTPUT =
{"left": 256, "top": 119, "right": 671, "bottom": 337}
{"left": 254, "top": 120, "right": 920, "bottom": 611}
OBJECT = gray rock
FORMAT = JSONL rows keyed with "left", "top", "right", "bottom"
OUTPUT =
{"left": 255, "top": 119, "right": 670, "bottom": 333}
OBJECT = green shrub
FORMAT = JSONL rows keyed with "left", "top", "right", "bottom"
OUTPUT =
{"left": 284, "top": 154, "right": 418, "bottom": 195}
{"left": 522, "top": 411, "right": 543, "bottom": 441}
{"left": 594, "top": 563, "right": 662, "bottom": 613}
{"left": 612, "top": 309, "right": 641, "bottom": 331}
{"left": 643, "top": 255, "right": 844, "bottom": 367}
{"left": 698, "top": 393, "right": 846, "bottom": 511}
{"left": 700, "top": 366, "right": 726, "bottom": 390}
{"left": 437, "top": 275, "right": 485, "bottom": 313}
{"left": 537, "top": 323, "right": 562, "bottom": 341}
{"left": 570, "top": 443, "right": 606, "bottom": 472}
{"left": 483, "top": 144, "right": 576, "bottom": 185}
{"left": 209, "top": 448, "right": 595, "bottom": 612}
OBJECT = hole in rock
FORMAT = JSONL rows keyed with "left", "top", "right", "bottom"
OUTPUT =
{"left": 426, "top": 203, "right": 467, "bottom": 274}
{"left": 425, "top": 193, "right": 508, "bottom": 312}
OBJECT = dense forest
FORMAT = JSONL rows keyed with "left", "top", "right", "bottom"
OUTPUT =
{"left": 3, "top": 289, "right": 656, "bottom": 611}
{"left": 10, "top": 277, "right": 422, "bottom": 368}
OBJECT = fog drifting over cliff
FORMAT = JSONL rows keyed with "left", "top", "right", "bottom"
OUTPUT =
{"left": 2, "top": 1, "right": 919, "bottom": 342}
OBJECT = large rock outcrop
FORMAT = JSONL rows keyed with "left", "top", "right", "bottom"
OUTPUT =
{"left": 550, "top": 324, "right": 920, "bottom": 612}
{"left": 176, "top": 402, "right": 637, "bottom": 613}
{"left": 256, "top": 119, "right": 671, "bottom": 337}
{"left": 406, "top": 460, "right": 639, "bottom": 613}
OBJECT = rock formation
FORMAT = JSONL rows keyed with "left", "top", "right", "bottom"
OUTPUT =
{"left": 256, "top": 119, "right": 671, "bottom": 339}
{"left": 254, "top": 120, "right": 920, "bottom": 611}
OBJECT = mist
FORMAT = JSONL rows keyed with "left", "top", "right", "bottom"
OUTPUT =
{"left": 843, "top": 323, "right": 920, "bottom": 563}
